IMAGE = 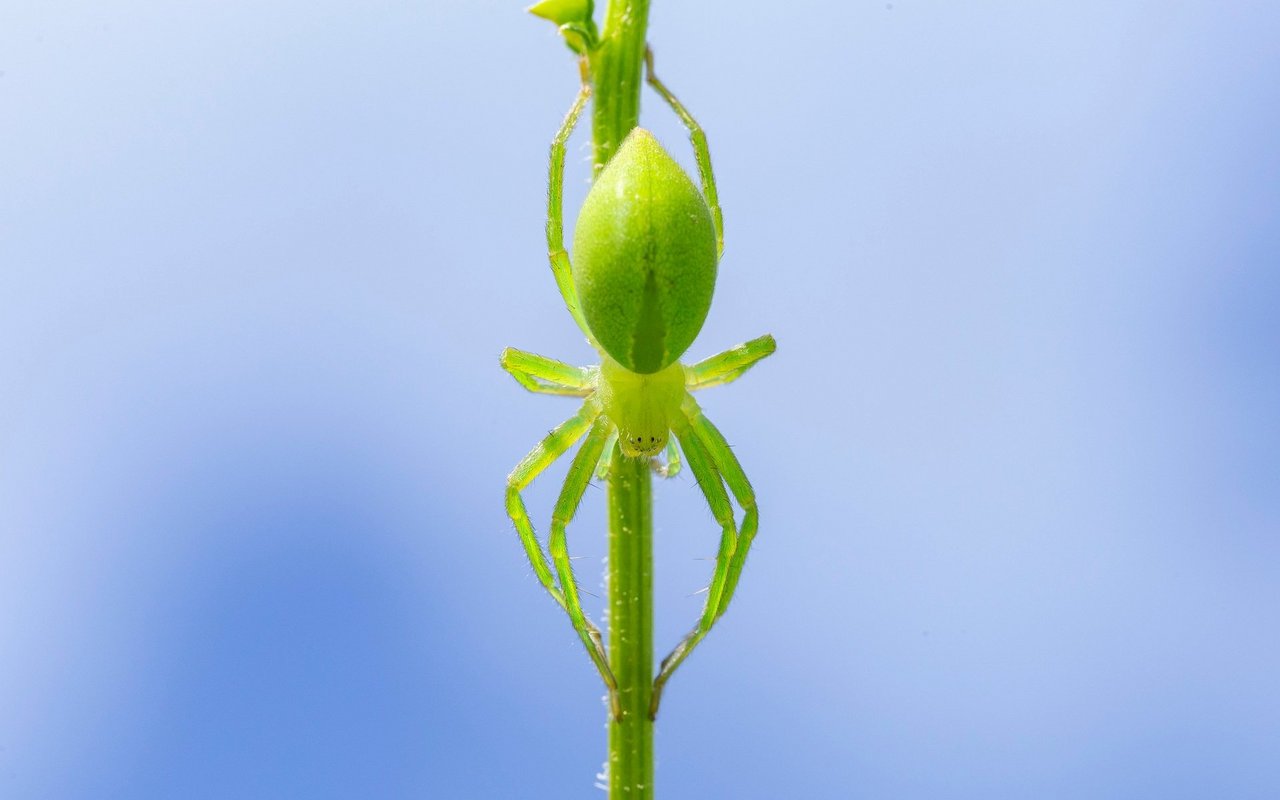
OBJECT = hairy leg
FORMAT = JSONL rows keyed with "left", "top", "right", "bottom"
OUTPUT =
{"left": 505, "top": 400, "right": 612, "bottom": 691}
{"left": 644, "top": 47, "right": 724, "bottom": 258}
{"left": 684, "top": 400, "right": 759, "bottom": 620}
{"left": 685, "top": 334, "right": 776, "bottom": 391}
{"left": 650, "top": 420, "right": 738, "bottom": 718}
{"left": 546, "top": 61, "right": 595, "bottom": 340}
{"left": 500, "top": 347, "right": 596, "bottom": 396}
{"left": 594, "top": 429, "right": 619, "bottom": 481}
{"left": 650, "top": 439, "right": 682, "bottom": 479}
{"left": 547, "top": 416, "right": 621, "bottom": 719}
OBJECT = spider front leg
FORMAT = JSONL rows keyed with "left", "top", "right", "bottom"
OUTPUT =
{"left": 547, "top": 416, "right": 623, "bottom": 720}
{"left": 645, "top": 47, "right": 723, "bottom": 258}
{"left": 594, "top": 429, "right": 619, "bottom": 481}
{"left": 685, "top": 334, "right": 777, "bottom": 391}
{"left": 684, "top": 401, "right": 759, "bottom": 622}
{"left": 651, "top": 440, "right": 682, "bottom": 479}
{"left": 500, "top": 347, "right": 596, "bottom": 396}
{"left": 505, "top": 400, "right": 619, "bottom": 718}
{"left": 546, "top": 60, "right": 595, "bottom": 340}
{"left": 651, "top": 411, "right": 741, "bottom": 718}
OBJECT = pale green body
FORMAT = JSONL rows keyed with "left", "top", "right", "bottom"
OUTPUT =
{"left": 572, "top": 127, "right": 716, "bottom": 459}
{"left": 574, "top": 129, "right": 718, "bottom": 375}
{"left": 597, "top": 356, "right": 684, "bottom": 457}
{"left": 501, "top": 53, "right": 775, "bottom": 720}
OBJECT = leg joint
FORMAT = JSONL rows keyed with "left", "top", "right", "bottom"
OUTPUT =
{"left": 505, "top": 479, "right": 527, "bottom": 500}
{"left": 547, "top": 531, "right": 569, "bottom": 560}
{"left": 711, "top": 508, "right": 735, "bottom": 530}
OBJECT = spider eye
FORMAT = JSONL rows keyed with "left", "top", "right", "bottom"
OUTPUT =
{"left": 619, "top": 429, "right": 665, "bottom": 457}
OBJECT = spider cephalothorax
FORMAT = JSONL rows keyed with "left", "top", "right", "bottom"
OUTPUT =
{"left": 596, "top": 356, "right": 683, "bottom": 458}
{"left": 501, "top": 51, "right": 775, "bottom": 720}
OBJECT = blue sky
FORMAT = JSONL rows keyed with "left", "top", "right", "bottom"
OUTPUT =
{"left": 2, "top": 2, "right": 1278, "bottom": 797}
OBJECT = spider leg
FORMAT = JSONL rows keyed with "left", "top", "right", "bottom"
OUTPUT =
{"left": 650, "top": 414, "right": 739, "bottom": 718}
{"left": 650, "top": 439, "right": 682, "bottom": 479}
{"left": 685, "top": 334, "right": 776, "bottom": 391}
{"left": 505, "top": 399, "right": 616, "bottom": 713}
{"left": 546, "top": 61, "right": 596, "bottom": 340}
{"left": 644, "top": 47, "right": 724, "bottom": 258}
{"left": 683, "top": 400, "right": 759, "bottom": 621}
{"left": 594, "top": 429, "right": 619, "bottom": 481}
{"left": 548, "top": 416, "right": 622, "bottom": 720}
{"left": 500, "top": 347, "right": 596, "bottom": 396}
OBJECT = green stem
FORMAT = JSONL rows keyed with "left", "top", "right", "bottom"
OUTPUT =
{"left": 590, "top": 0, "right": 651, "bottom": 177}
{"left": 590, "top": 3, "right": 653, "bottom": 795}
{"left": 606, "top": 451, "right": 653, "bottom": 798}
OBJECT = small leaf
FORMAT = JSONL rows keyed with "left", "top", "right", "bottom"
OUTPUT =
{"left": 527, "top": 0, "right": 591, "bottom": 25}
{"left": 527, "top": 0, "right": 598, "bottom": 54}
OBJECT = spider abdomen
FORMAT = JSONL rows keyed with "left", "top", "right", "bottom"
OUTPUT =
{"left": 572, "top": 128, "right": 718, "bottom": 375}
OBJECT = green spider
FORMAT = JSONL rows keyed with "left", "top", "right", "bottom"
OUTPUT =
{"left": 502, "top": 52, "right": 775, "bottom": 720}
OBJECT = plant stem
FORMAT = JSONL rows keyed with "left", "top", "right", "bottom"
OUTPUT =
{"left": 590, "top": 3, "right": 653, "bottom": 795}
{"left": 590, "top": 0, "right": 651, "bottom": 177}
{"left": 606, "top": 451, "right": 653, "bottom": 798}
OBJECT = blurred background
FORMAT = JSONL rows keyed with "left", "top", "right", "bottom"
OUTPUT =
{"left": 2, "top": 1, "right": 1278, "bottom": 797}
